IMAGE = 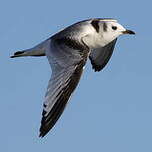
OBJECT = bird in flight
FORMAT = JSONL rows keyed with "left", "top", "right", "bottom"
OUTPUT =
{"left": 11, "top": 18, "right": 135, "bottom": 137}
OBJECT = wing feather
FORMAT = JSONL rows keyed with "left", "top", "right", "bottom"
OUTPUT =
{"left": 39, "top": 38, "right": 88, "bottom": 137}
{"left": 89, "top": 39, "right": 117, "bottom": 72}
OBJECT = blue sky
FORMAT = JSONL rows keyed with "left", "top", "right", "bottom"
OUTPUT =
{"left": 1, "top": 0, "right": 152, "bottom": 151}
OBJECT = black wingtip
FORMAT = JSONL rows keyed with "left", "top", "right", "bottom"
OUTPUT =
{"left": 14, "top": 51, "right": 25, "bottom": 55}
{"left": 39, "top": 128, "right": 49, "bottom": 138}
{"left": 10, "top": 55, "right": 15, "bottom": 58}
{"left": 89, "top": 56, "right": 102, "bottom": 72}
{"left": 39, "top": 126, "right": 47, "bottom": 138}
{"left": 10, "top": 51, "right": 25, "bottom": 58}
{"left": 39, "top": 133, "right": 44, "bottom": 138}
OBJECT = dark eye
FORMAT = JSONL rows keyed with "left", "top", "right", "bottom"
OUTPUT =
{"left": 112, "top": 26, "right": 117, "bottom": 30}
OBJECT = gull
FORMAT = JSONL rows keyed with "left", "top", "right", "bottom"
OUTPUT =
{"left": 11, "top": 18, "right": 135, "bottom": 137}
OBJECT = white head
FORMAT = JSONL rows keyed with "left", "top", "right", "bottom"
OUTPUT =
{"left": 100, "top": 19, "right": 135, "bottom": 42}
{"left": 83, "top": 19, "right": 135, "bottom": 49}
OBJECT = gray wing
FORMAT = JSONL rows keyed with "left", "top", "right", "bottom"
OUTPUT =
{"left": 89, "top": 39, "right": 117, "bottom": 72}
{"left": 39, "top": 38, "right": 89, "bottom": 137}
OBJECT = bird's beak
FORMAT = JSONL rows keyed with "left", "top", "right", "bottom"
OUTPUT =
{"left": 122, "top": 29, "right": 135, "bottom": 35}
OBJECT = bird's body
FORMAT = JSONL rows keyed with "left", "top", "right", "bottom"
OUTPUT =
{"left": 11, "top": 18, "right": 135, "bottom": 137}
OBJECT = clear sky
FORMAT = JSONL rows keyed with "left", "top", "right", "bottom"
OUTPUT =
{"left": 1, "top": 0, "right": 152, "bottom": 152}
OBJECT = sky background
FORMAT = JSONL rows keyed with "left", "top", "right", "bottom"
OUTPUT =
{"left": 0, "top": 0, "right": 152, "bottom": 152}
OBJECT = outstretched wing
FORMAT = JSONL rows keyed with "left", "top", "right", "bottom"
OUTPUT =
{"left": 89, "top": 39, "right": 117, "bottom": 72}
{"left": 39, "top": 38, "right": 89, "bottom": 137}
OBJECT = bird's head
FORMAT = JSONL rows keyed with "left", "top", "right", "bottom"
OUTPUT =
{"left": 99, "top": 19, "right": 135, "bottom": 44}
{"left": 82, "top": 19, "right": 135, "bottom": 49}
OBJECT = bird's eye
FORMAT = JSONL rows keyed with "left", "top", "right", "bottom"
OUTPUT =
{"left": 112, "top": 26, "right": 117, "bottom": 30}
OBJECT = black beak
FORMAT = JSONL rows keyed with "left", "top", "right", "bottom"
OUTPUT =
{"left": 123, "top": 29, "right": 135, "bottom": 35}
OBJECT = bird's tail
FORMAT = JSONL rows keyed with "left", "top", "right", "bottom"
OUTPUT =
{"left": 10, "top": 40, "right": 47, "bottom": 58}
